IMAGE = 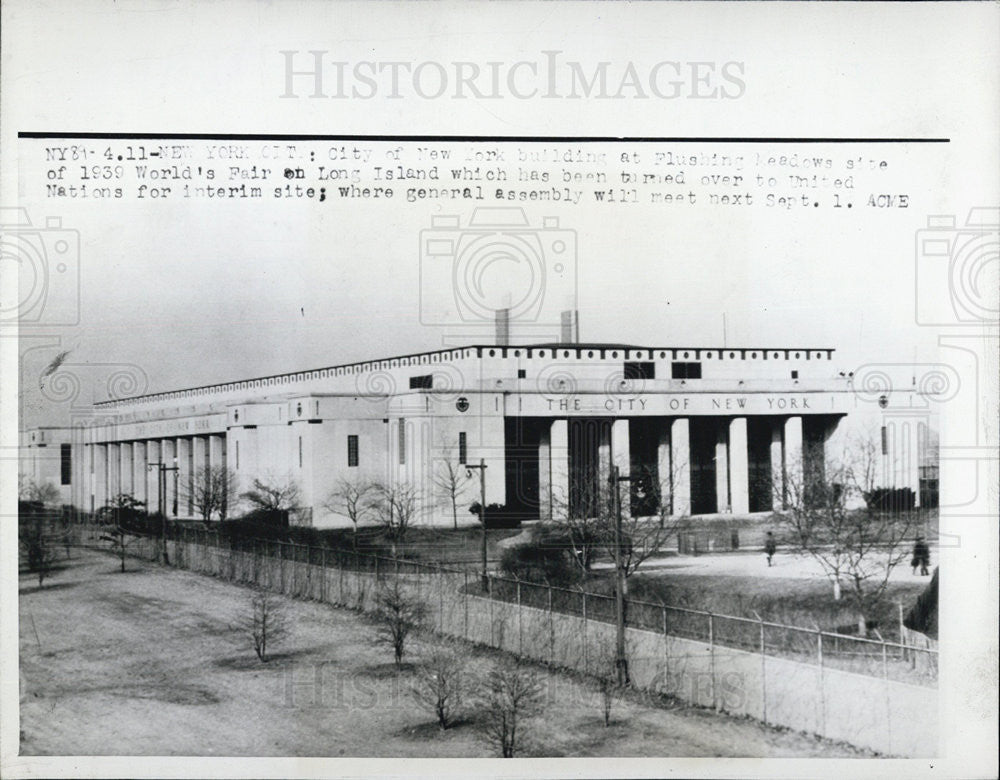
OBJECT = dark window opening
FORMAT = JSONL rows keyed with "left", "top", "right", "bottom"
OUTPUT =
{"left": 791, "top": 370, "right": 799, "bottom": 379}
{"left": 409, "top": 374, "right": 433, "bottom": 389}
{"left": 458, "top": 432, "right": 467, "bottom": 465}
{"left": 347, "top": 435, "right": 359, "bottom": 467}
{"left": 60, "top": 443, "right": 71, "bottom": 485}
{"left": 399, "top": 419, "right": 406, "bottom": 465}
{"left": 517, "top": 369, "right": 526, "bottom": 379}
{"left": 624, "top": 361, "right": 655, "bottom": 380}
{"left": 671, "top": 361, "right": 702, "bottom": 379}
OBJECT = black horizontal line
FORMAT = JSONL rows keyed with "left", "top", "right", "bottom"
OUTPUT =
{"left": 19, "top": 132, "right": 949, "bottom": 143}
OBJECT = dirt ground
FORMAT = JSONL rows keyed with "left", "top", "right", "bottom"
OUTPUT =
{"left": 18, "top": 548, "right": 869, "bottom": 758}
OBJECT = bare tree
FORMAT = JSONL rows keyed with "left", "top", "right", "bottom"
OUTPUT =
{"left": 19, "top": 515, "right": 59, "bottom": 586}
{"left": 18, "top": 474, "right": 60, "bottom": 505}
{"left": 97, "top": 493, "right": 147, "bottom": 573}
{"left": 369, "top": 481, "right": 423, "bottom": 558}
{"left": 184, "top": 465, "right": 240, "bottom": 522}
{"left": 593, "top": 641, "right": 622, "bottom": 727}
{"left": 478, "top": 659, "right": 544, "bottom": 758}
{"left": 238, "top": 587, "right": 287, "bottom": 662}
{"left": 775, "top": 447, "right": 916, "bottom": 636}
{"left": 432, "top": 453, "right": 472, "bottom": 530}
{"left": 323, "top": 476, "right": 376, "bottom": 549}
{"left": 410, "top": 646, "right": 466, "bottom": 729}
{"left": 374, "top": 579, "right": 427, "bottom": 669}
{"left": 241, "top": 476, "right": 301, "bottom": 513}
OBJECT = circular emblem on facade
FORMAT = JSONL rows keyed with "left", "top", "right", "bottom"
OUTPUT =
{"left": 878, "top": 394, "right": 889, "bottom": 409}
{"left": 456, "top": 396, "right": 470, "bottom": 413}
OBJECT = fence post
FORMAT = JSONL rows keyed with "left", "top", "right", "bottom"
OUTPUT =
{"left": 321, "top": 546, "right": 327, "bottom": 603}
{"left": 463, "top": 569, "right": 469, "bottom": 641}
{"left": 708, "top": 611, "right": 717, "bottom": 711}
{"left": 548, "top": 584, "right": 555, "bottom": 667}
{"left": 488, "top": 575, "right": 495, "bottom": 647}
{"left": 517, "top": 579, "right": 523, "bottom": 657}
{"left": 375, "top": 554, "right": 380, "bottom": 587}
{"left": 437, "top": 564, "right": 444, "bottom": 635}
{"left": 756, "top": 612, "right": 767, "bottom": 724}
{"left": 882, "top": 638, "right": 892, "bottom": 755}
{"left": 817, "top": 627, "right": 826, "bottom": 738}
{"left": 582, "top": 590, "right": 588, "bottom": 675}
{"left": 662, "top": 605, "right": 669, "bottom": 691}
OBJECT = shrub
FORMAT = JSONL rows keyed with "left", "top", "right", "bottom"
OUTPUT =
{"left": 411, "top": 647, "right": 466, "bottom": 729}
{"left": 866, "top": 487, "right": 916, "bottom": 512}
{"left": 468, "top": 502, "right": 522, "bottom": 529}
{"left": 499, "top": 540, "right": 576, "bottom": 586}
{"left": 478, "top": 659, "right": 544, "bottom": 757}
{"left": 374, "top": 580, "right": 427, "bottom": 668}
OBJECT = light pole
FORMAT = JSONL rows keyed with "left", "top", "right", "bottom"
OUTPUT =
{"left": 466, "top": 458, "right": 488, "bottom": 591}
{"left": 148, "top": 456, "right": 179, "bottom": 564}
{"left": 609, "top": 464, "right": 635, "bottom": 686}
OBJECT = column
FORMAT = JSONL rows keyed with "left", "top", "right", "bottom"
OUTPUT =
{"left": 108, "top": 443, "right": 120, "bottom": 498}
{"left": 611, "top": 418, "right": 630, "bottom": 517}
{"left": 146, "top": 440, "right": 162, "bottom": 515}
{"left": 550, "top": 419, "right": 569, "bottom": 512}
{"left": 94, "top": 443, "right": 108, "bottom": 510}
{"left": 133, "top": 441, "right": 147, "bottom": 506}
{"left": 209, "top": 434, "right": 225, "bottom": 471}
{"left": 657, "top": 423, "right": 671, "bottom": 514}
{"left": 121, "top": 442, "right": 134, "bottom": 497}
{"left": 715, "top": 426, "right": 730, "bottom": 513}
{"left": 670, "top": 418, "right": 691, "bottom": 517}
{"left": 770, "top": 425, "right": 784, "bottom": 509}
{"left": 784, "top": 416, "right": 803, "bottom": 498}
{"left": 538, "top": 425, "right": 552, "bottom": 521}
{"left": 161, "top": 439, "right": 177, "bottom": 516}
{"left": 176, "top": 437, "right": 192, "bottom": 517}
{"left": 729, "top": 418, "right": 750, "bottom": 515}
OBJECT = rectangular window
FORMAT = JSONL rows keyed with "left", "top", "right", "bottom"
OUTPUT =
{"left": 235, "top": 441, "right": 240, "bottom": 469}
{"left": 298, "top": 436, "right": 303, "bottom": 468}
{"left": 409, "top": 374, "right": 433, "bottom": 389}
{"left": 791, "top": 370, "right": 799, "bottom": 379}
{"left": 60, "top": 443, "right": 72, "bottom": 485}
{"left": 398, "top": 419, "right": 406, "bottom": 465}
{"left": 624, "top": 361, "right": 655, "bottom": 380}
{"left": 881, "top": 425, "right": 888, "bottom": 456}
{"left": 517, "top": 369, "right": 526, "bottom": 379}
{"left": 671, "top": 361, "right": 702, "bottom": 379}
{"left": 347, "top": 435, "right": 359, "bottom": 467}
{"left": 458, "top": 432, "right": 467, "bottom": 465}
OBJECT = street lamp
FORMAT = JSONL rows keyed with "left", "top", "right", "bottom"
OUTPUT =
{"left": 466, "top": 458, "right": 488, "bottom": 591}
{"left": 148, "top": 456, "right": 179, "bottom": 564}
{"left": 609, "top": 464, "right": 634, "bottom": 686}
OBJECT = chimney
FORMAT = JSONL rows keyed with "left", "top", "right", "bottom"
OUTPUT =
{"left": 495, "top": 308, "right": 510, "bottom": 345}
{"left": 560, "top": 310, "right": 579, "bottom": 343}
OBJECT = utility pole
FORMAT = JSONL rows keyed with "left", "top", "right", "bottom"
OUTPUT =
{"left": 148, "top": 456, "right": 179, "bottom": 564}
{"left": 466, "top": 458, "right": 488, "bottom": 591}
{"left": 610, "top": 465, "right": 633, "bottom": 686}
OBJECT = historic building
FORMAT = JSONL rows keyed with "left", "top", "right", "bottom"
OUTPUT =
{"left": 21, "top": 331, "right": 938, "bottom": 527}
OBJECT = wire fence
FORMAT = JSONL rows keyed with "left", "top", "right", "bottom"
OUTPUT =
{"left": 53, "top": 518, "right": 937, "bottom": 757}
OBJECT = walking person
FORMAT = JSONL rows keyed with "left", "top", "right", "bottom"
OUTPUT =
{"left": 912, "top": 536, "right": 931, "bottom": 576}
{"left": 764, "top": 531, "right": 777, "bottom": 567}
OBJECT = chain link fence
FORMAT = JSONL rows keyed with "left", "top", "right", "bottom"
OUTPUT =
{"left": 68, "top": 520, "right": 937, "bottom": 756}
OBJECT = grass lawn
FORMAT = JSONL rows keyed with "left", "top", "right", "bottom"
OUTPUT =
{"left": 19, "top": 547, "right": 868, "bottom": 757}
{"left": 563, "top": 561, "right": 927, "bottom": 641}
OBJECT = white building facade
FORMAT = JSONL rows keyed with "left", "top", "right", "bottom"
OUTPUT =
{"left": 22, "top": 343, "right": 937, "bottom": 525}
